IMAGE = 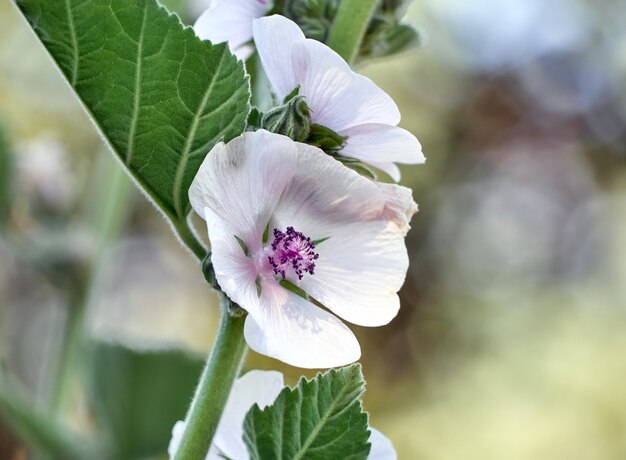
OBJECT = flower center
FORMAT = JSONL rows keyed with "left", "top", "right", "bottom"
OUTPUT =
{"left": 267, "top": 226, "right": 319, "bottom": 280}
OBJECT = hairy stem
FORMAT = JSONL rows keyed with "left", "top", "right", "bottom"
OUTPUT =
{"left": 327, "top": 0, "right": 379, "bottom": 64}
{"left": 174, "top": 216, "right": 208, "bottom": 262}
{"left": 173, "top": 302, "right": 248, "bottom": 460}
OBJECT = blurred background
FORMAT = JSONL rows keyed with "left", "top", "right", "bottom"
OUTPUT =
{"left": 2, "top": 0, "right": 626, "bottom": 458}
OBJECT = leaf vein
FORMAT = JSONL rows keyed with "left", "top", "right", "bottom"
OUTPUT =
{"left": 125, "top": 4, "right": 148, "bottom": 166}
{"left": 64, "top": 0, "right": 79, "bottom": 85}
{"left": 172, "top": 49, "right": 228, "bottom": 217}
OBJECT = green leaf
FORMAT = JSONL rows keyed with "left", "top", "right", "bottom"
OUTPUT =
{"left": 85, "top": 341, "right": 205, "bottom": 460}
{"left": 243, "top": 364, "right": 371, "bottom": 460}
{"left": 14, "top": 0, "right": 250, "bottom": 222}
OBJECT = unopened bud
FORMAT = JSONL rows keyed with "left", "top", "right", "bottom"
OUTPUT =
{"left": 261, "top": 94, "right": 312, "bottom": 142}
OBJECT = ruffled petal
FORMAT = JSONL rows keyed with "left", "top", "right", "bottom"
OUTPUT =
{"left": 189, "top": 130, "right": 298, "bottom": 254}
{"left": 340, "top": 124, "right": 425, "bottom": 167}
{"left": 378, "top": 183, "right": 418, "bottom": 236}
{"left": 244, "top": 281, "right": 361, "bottom": 368}
{"left": 194, "top": 0, "right": 272, "bottom": 57}
{"left": 213, "top": 370, "right": 284, "bottom": 459}
{"left": 291, "top": 39, "right": 401, "bottom": 131}
{"left": 369, "top": 428, "right": 397, "bottom": 460}
{"left": 253, "top": 15, "right": 304, "bottom": 101}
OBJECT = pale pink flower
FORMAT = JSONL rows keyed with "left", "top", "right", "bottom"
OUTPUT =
{"left": 194, "top": 0, "right": 273, "bottom": 60}
{"left": 253, "top": 15, "right": 425, "bottom": 181}
{"left": 189, "top": 130, "right": 416, "bottom": 368}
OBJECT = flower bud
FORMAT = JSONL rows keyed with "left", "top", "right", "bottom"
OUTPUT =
{"left": 276, "top": 0, "right": 421, "bottom": 62}
{"left": 261, "top": 94, "right": 312, "bottom": 142}
{"left": 280, "top": 0, "right": 340, "bottom": 42}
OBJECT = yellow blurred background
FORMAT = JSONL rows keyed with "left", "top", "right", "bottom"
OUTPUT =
{"left": 2, "top": 0, "right": 626, "bottom": 458}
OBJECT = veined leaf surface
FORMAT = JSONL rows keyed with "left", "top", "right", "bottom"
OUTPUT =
{"left": 15, "top": 0, "right": 249, "bottom": 220}
{"left": 244, "top": 364, "right": 371, "bottom": 460}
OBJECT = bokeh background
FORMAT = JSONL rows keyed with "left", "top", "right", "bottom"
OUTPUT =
{"left": 2, "top": 0, "right": 626, "bottom": 458}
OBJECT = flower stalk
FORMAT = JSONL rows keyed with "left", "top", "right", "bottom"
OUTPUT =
{"left": 174, "top": 217, "right": 208, "bottom": 262}
{"left": 173, "top": 299, "right": 248, "bottom": 460}
{"left": 327, "top": 0, "right": 380, "bottom": 64}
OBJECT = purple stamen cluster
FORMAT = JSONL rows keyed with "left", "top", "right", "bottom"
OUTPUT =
{"left": 268, "top": 226, "right": 319, "bottom": 280}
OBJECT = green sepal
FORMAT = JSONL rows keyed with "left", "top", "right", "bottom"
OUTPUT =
{"left": 306, "top": 123, "right": 348, "bottom": 151}
{"left": 247, "top": 107, "right": 264, "bottom": 131}
{"left": 283, "top": 85, "right": 301, "bottom": 103}
{"left": 335, "top": 156, "right": 378, "bottom": 180}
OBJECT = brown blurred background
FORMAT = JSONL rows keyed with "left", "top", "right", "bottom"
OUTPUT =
{"left": 2, "top": 0, "right": 626, "bottom": 458}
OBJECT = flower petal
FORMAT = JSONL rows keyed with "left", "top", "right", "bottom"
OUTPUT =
{"left": 269, "top": 143, "right": 409, "bottom": 327}
{"left": 300, "top": 220, "right": 408, "bottom": 327}
{"left": 189, "top": 130, "right": 298, "bottom": 254}
{"left": 253, "top": 15, "right": 304, "bottom": 101}
{"left": 369, "top": 162, "right": 402, "bottom": 182}
{"left": 213, "top": 370, "right": 284, "bottom": 459}
{"left": 373, "top": 162, "right": 402, "bottom": 182}
{"left": 369, "top": 428, "right": 397, "bottom": 460}
{"left": 378, "top": 183, "right": 418, "bottom": 236}
{"left": 244, "top": 281, "right": 361, "bottom": 368}
{"left": 270, "top": 143, "right": 388, "bottom": 236}
{"left": 204, "top": 206, "right": 262, "bottom": 319}
{"left": 291, "top": 39, "right": 401, "bottom": 130}
{"left": 340, "top": 124, "right": 425, "bottom": 167}
{"left": 194, "top": 0, "right": 272, "bottom": 56}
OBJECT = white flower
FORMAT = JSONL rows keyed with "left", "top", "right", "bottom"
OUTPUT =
{"left": 189, "top": 130, "right": 416, "bottom": 368}
{"left": 253, "top": 15, "right": 425, "bottom": 181}
{"left": 194, "top": 0, "right": 273, "bottom": 60}
{"left": 168, "top": 370, "right": 397, "bottom": 460}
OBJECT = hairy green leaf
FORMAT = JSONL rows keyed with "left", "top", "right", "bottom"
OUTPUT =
{"left": 14, "top": 0, "right": 249, "bottom": 221}
{"left": 243, "top": 364, "right": 371, "bottom": 460}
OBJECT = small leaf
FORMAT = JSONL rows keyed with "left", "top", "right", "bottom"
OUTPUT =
{"left": 14, "top": 0, "right": 250, "bottom": 222}
{"left": 243, "top": 364, "right": 371, "bottom": 460}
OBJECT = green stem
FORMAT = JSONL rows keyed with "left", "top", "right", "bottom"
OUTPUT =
{"left": 174, "top": 216, "right": 208, "bottom": 262}
{"left": 327, "top": 0, "right": 379, "bottom": 65}
{"left": 174, "top": 303, "right": 248, "bottom": 460}
{"left": 49, "top": 156, "right": 132, "bottom": 416}
{"left": 49, "top": 289, "right": 87, "bottom": 416}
